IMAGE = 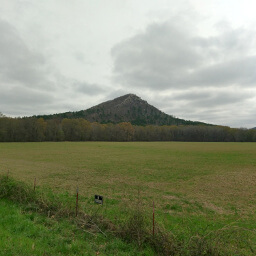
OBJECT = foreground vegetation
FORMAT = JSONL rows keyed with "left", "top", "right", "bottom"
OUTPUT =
{"left": 0, "top": 200, "right": 147, "bottom": 256}
{"left": 0, "top": 177, "right": 155, "bottom": 255}
{"left": 1, "top": 142, "right": 256, "bottom": 255}
{"left": 1, "top": 175, "right": 255, "bottom": 255}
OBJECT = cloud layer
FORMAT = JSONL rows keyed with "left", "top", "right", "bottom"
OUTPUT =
{"left": 0, "top": 19, "right": 106, "bottom": 117}
{"left": 112, "top": 20, "right": 256, "bottom": 127}
{"left": 0, "top": 20, "right": 52, "bottom": 88}
{"left": 112, "top": 21, "right": 256, "bottom": 89}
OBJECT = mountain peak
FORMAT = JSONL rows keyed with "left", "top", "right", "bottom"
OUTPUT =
{"left": 109, "top": 93, "right": 141, "bottom": 103}
{"left": 114, "top": 94, "right": 144, "bottom": 106}
{"left": 124, "top": 93, "right": 140, "bottom": 99}
{"left": 94, "top": 93, "right": 144, "bottom": 109}
{"left": 36, "top": 94, "right": 209, "bottom": 126}
{"left": 82, "top": 94, "right": 206, "bottom": 126}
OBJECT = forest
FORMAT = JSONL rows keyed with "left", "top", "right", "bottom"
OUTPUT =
{"left": 0, "top": 116, "right": 255, "bottom": 142}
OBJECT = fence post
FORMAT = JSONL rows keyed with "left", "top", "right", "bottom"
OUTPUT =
{"left": 153, "top": 201, "right": 155, "bottom": 236}
{"left": 34, "top": 177, "right": 36, "bottom": 191}
{"left": 76, "top": 186, "right": 79, "bottom": 217}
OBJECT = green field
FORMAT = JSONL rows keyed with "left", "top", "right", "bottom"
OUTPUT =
{"left": 1, "top": 142, "right": 256, "bottom": 255}
{"left": 0, "top": 198, "right": 153, "bottom": 256}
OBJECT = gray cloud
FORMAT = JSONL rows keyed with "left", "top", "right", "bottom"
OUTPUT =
{"left": 166, "top": 88, "right": 254, "bottom": 107}
{"left": 0, "top": 19, "right": 52, "bottom": 88}
{"left": 0, "top": 19, "right": 107, "bottom": 117}
{"left": 188, "top": 56, "right": 256, "bottom": 87}
{"left": 112, "top": 21, "right": 256, "bottom": 89}
{"left": 0, "top": 87, "right": 53, "bottom": 106}
{"left": 0, "top": 19, "right": 67, "bottom": 116}
{"left": 151, "top": 88, "right": 256, "bottom": 127}
{"left": 0, "top": 86, "right": 55, "bottom": 116}
{"left": 73, "top": 81, "right": 106, "bottom": 95}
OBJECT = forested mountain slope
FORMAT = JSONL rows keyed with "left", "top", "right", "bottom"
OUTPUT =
{"left": 37, "top": 94, "right": 209, "bottom": 126}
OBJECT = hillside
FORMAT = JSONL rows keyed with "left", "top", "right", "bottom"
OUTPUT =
{"left": 37, "top": 94, "right": 209, "bottom": 126}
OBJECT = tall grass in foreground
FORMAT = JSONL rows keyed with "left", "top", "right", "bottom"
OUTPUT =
{"left": 0, "top": 175, "right": 255, "bottom": 256}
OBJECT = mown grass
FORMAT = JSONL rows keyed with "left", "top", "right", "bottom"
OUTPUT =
{"left": 1, "top": 142, "right": 256, "bottom": 255}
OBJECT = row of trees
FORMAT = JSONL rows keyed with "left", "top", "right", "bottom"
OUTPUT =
{"left": 0, "top": 117, "right": 256, "bottom": 142}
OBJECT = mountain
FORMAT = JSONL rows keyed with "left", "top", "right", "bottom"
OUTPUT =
{"left": 36, "top": 94, "right": 209, "bottom": 126}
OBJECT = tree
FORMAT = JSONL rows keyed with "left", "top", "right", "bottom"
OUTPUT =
{"left": 0, "top": 112, "right": 6, "bottom": 118}
{"left": 116, "top": 122, "right": 134, "bottom": 141}
{"left": 45, "top": 119, "right": 64, "bottom": 141}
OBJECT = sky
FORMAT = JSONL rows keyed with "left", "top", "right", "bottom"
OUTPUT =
{"left": 0, "top": 0, "right": 256, "bottom": 128}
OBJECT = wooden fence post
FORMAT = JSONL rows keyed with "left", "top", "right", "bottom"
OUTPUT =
{"left": 34, "top": 177, "right": 36, "bottom": 191}
{"left": 76, "top": 186, "right": 79, "bottom": 217}
{"left": 153, "top": 201, "right": 155, "bottom": 236}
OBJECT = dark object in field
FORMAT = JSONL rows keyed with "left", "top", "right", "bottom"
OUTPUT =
{"left": 95, "top": 195, "right": 103, "bottom": 204}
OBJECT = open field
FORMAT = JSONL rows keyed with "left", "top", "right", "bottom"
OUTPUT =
{"left": 1, "top": 142, "right": 256, "bottom": 254}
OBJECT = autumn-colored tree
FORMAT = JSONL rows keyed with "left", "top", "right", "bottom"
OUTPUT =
{"left": 0, "top": 116, "right": 256, "bottom": 142}
{"left": 116, "top": 122, "right": 134, "bottom": 141}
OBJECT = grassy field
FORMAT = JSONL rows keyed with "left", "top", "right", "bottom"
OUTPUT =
{"left": 0, "top": 198, "right": 154, "bottom": 256}
{"left": 1, "top": 142, "right": 256, "bottom": 255}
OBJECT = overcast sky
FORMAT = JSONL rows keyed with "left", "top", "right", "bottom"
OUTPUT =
{"left": 1, "top": 0, "right": 256, "bottom": 128}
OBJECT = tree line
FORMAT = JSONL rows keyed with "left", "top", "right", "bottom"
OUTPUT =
{"left": 0, "top": 117, "right": 255, "bottom": 142}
